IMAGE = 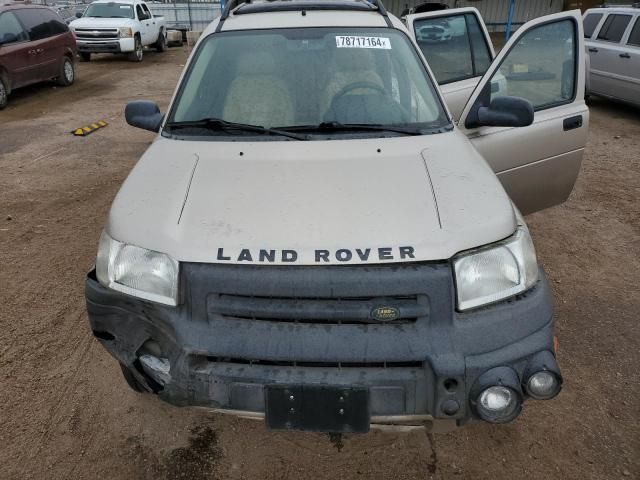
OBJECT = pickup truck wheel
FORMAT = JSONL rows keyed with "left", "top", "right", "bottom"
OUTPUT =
{"left": 79, "top": 52, "right": 91, "bottom": 62}
{"left": 155, "top": 29, "right": 166, "bottom": 53}
{"left": 0, "top": 76, "right": 8, "bottom": 110}
{"left": 56, "top": 57, "right": 75, "bottom": 86}
{"left": 128, "top": 36, "right": 143, "bottom": 62}
{"left": 119, "top": 363, "right": 145, "bottom": 393}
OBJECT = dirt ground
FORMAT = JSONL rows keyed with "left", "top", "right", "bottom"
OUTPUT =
{"left": 0, "top": 47, "right": 638, "bottom": 480}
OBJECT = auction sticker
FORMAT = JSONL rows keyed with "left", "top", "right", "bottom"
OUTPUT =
{"left": 336, "top": 36, "right": 391, "bottom": 49}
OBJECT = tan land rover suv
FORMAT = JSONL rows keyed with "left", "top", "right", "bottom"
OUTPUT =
{"left": 85, "top": 0, "right": 589, "bottom": 433}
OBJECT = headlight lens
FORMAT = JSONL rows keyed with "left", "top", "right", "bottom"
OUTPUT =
{"left": 454, "top": 226, "right": 538, "bottom": 311}
{"left": 96, "top": 231, "right": 179, "bottom": 306}
{"left": 118, "top": 27, "right": 133, "bottom": 38}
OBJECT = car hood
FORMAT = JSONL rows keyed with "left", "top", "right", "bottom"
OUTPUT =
{"left": 107, "top": 131, "right": 516, "bottom": 264}
{"left": 70, "top": 17, "right": 136, "bottom": 29}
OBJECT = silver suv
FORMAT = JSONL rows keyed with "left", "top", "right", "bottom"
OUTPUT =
{"left": 85, "top": 0, "right": 588, "bottom": 432}
{"left": 583, "top": 5, "right": 640, "bottom": 107}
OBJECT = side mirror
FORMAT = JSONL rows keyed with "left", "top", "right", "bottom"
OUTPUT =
{"left": 75, "top": 12, "right": 83, "bottom": 18}
{"left": 125, "top": 101, "right": 164, "bottom": 132}
{"left": 474, "top": 96, "right": 534, "bottom": 128}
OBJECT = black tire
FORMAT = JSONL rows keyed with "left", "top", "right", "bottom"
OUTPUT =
{"left": 119, "top": 363, "right": 145, "bottom": 393}
{"left": 128, "top": 36, "right": 143, "bottom": 62}
{"left": 0, "top": 76, "right": 8, "bottom": 110}
{"left": 155, "top": 29, "right": 166, "bottom": 53}
{"left": 79, "top": 52, "right": 91, "bottom": 62}
{"left": 56, "top": 57, "right": 75, "bottom": 86}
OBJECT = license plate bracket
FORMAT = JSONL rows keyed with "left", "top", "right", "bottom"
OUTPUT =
{"left": 265, "top": 385, "right": 370, "bottom": 433}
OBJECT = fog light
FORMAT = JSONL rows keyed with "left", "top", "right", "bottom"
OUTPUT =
{"left": 526, "top": 371, "right": 560, "bottom": 400}
{"left": 139, "top": 354, "right": 171, "bottom": 386}
{"left": 477, "top": 386, "right": 520, "bottom": 423}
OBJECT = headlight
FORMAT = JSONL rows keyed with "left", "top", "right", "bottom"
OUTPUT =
{"left": 118, "top": 27, "right": 133, "bottom": 38}
{"left": 454, "top": 226, "right": 538, "bottom": 311}
{"left": 96, "top": 231, "right": 179, "bottom": 306}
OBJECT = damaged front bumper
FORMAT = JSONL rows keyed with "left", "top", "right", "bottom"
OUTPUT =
{"left": 85, "top": 262, "right": 562, "bottom": 432}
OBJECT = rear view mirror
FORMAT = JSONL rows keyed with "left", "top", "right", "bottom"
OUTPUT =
{"left": 125, "top": 101, "right": 164, "bottom": 132}
{"left": 470, "top": 96, "right": 534, "bottom": 129}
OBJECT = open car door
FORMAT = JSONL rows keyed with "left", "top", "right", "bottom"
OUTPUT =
{"left": 459, "top": 10, "right": 588, "bottom": 215}
{"left": 405, "top": 7, "right": 495, "bottom": 119}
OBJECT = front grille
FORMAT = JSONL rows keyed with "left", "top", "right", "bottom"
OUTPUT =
{"left": 207, "top": 293, "right": 427, "bottom": 325}
{"left": 183, "top": 262, "right": 453, "bottom": 365}
{"left": 202, "top": 356, "right": 423, "bottom": 369}
{"left": 75, "top": 28, "right": 119, "bottom": 40}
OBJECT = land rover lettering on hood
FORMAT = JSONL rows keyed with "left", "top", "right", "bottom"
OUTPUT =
{"left": 86, "top": 0, "right": 588, "bottom": 433}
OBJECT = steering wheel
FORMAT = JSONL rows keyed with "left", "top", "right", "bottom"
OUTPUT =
{"left": 332, "top": 81, "right": 387, "bottom": 103}
{"left": 329, "top": 81, "right": 412, "bottom": 124}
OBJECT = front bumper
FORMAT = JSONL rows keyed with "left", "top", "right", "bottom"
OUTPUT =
{"left": 76, "top": 38, "right": 135, "bottom": 54}
{"left": 85, "top": 262, "right": 560, "bottom": 428}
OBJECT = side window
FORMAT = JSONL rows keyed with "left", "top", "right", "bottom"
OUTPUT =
{"left": 583, "top": 13, "right": 603, "bottom": 38}
{"left": 142, "top": 4, "right": 152, "bottom": 18}
{"left": 596, "top": 14, "right": 632, "bottom": 43}
{"left": 490, "top": 19, "right": 576, "bottom": 111}
{"left": 40, "top": 9, "right": 69, "bottom": 36}
{"left": 413, "top": 14, "right": 491, "bottom": 85}
{"left": 627, "top": 18, "right": 640, "bottom": 46}
{"left": 413, "top": 13, "right": 492, "bottom": 85}
{"left": 0, "top": 11, "right": 29, "bottom": 44}
{"left": 14, "top": 9, "right": 63, "bottom": 41}
{"left": 136, "top": 5, "right": 146, "bottom": 20}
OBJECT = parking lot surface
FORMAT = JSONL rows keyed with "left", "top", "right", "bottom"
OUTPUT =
{"left": 0, "top": 48, "right": 638, "bottom": 480}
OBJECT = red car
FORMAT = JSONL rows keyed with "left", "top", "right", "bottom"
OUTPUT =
{"left": 0, "top": 3, "right": 77, "bottom": 109}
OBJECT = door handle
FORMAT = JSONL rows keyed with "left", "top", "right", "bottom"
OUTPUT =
{"left": 588, "top": 47, "right": 598, "bottom": 53}
{"left": 563, "top": 115, "right": 583, "bottom": 131}
{"left": 619, "top": 52, "right": 631, "bottom": 59}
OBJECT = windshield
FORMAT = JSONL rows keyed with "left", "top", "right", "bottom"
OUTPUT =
{"left": 167, "top": 28, "right": 450, "bottom": 139}
{"left": 83, "top": 3, "right": 134, "bottom": 19}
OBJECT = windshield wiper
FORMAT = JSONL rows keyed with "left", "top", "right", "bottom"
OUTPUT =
{"left": 281, "top": 121, "right": 428, "bottom": 136}
{"left": 164, "top": 118, "right": 306, "bottom": 141}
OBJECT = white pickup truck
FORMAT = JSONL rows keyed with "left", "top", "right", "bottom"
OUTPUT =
{"left": 70, "top": 0, "right": 166, "bottom": 62}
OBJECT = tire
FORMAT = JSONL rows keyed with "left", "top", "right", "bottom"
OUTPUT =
{"left": 56, "top": 57, "right": 75, "bottom": 86}
{"left": 119, "top": 363, "right": 145, "bottom": 393}
{"left": 128, "top": 36, "right": 143, "bottom": 62}
{"left": 79, "top": 52, "right": 91, "bottom": 62}
{"left": 155, "top": 29, "right": 166, "bottom": 53}
{"left": 0, "top": 76, "right": 8, "bottom": 110}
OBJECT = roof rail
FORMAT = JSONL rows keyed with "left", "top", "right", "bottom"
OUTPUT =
{"left": 216, "top": 0, "right": 393, "bottom": 32}
{"left": 597, "top": 2, "right": 639, "bottom": 7}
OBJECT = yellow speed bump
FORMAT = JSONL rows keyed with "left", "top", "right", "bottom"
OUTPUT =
{"left": 72, "top": 120, "right": 108, "bottom": 136}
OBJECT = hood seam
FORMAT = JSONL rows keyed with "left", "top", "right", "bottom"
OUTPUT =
{"left": 421, "top": 156, "right": 442, "bottom": 230}
{"left": 178, "top": 154, "right": 199, "bottom": 225}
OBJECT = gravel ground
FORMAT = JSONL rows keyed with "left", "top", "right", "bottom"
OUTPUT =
{"left": 0, "top": 48, "right": 638, "bottom": 480}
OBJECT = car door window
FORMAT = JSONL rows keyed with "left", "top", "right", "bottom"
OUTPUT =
{"left": 14, "top": 8, "right": 57, "bottom": 41}
{"left": 136, "top": 5, "right": 146, "bottom": 20}
{"left": 142, "top": 4, "right": 152, "bottom": 19}
{"left": 0, "top": 11, "right": 29, "bottom": 44}
{"left": 40, "top": 9, "right": 68, "bottom": 36}
{"left": 583, "top": 13, "right": 603, "bottom": 38}
{"left": 413, "top": 13, "right": 492, "bottom": 84}
{"left": 627, "top": 17, "right": 640, "bottom": 46}
{"left": 596, "top": 14, "right": 632, "bottom": 43}
{"left": 488, "top": 19, "right": 576, "bottom": 111}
